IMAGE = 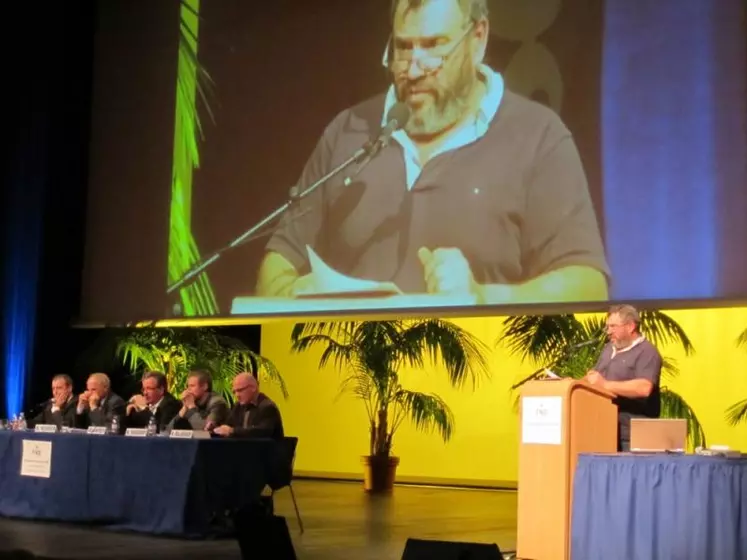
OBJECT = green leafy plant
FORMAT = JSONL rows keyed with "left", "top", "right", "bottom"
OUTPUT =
{"left": 725, "top": 326, "right": 747, "bottom": 426}
{"left": 498, "top": 311, "right": 706, "bottom": 448}
{"left": 168, "top": 0, "right": 219, "bottom": 316}
{"left": 290, "top": 320, "right": 490, "bottom": 457}
{"left": 112, "top": 326, "right": 286, "bottom": 404}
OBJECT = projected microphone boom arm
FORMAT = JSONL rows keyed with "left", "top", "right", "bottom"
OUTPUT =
{"left": 166, "top": 144, "right": 372, "bottom": 296}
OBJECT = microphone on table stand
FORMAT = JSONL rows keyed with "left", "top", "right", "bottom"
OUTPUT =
{"left": 166, "top": 102, "right": 411, "bottom": 298}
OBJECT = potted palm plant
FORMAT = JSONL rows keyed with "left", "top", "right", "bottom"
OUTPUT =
{"left": 725, "top": 326, "right": 747, "bottom": 426}
{"left": 83, "top": 326, "right": 287, "bottom": 402}
{"left": 498, "top": 310, "right": 707, "bottom": 448}
{"left": 290, "top": 319, "right": 489, "bottom": 493}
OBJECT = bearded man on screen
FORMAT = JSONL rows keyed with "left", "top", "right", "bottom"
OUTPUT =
{"left": 257, "top": 0, "right": 610, "bottom": 305}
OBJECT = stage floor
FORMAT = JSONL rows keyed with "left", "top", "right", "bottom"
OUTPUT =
{"left": 0, "top": 479, "right": 517, "bottom": 559}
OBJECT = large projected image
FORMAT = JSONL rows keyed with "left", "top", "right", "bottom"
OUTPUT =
{"left": 80, "top": 0, "right": 747, "bottom": 323}
{"left": 174, "top": 0, "right": 611, "bottom": 317}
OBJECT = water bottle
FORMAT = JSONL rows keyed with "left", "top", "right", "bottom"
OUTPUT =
{"left": 18, "top": 413, "right": 27, "bottom": 431}
{"left": 146, "top": 415, "right": 157, "bottom": 436}
{"left": 110, "top": 415, "right": 120, "bottom": 435}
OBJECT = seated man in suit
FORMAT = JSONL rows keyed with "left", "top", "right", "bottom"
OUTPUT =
{"left": 75, "top": 372, "right": 126, "bottom": 432}
{"left": 126, "top": 371, "right": 181, "bottom": 433}
{"left": 213, "top": 373, "right": 284, "bottom": 439}
{"left": 167, "top": 368, "right": 229, "bottom": 432}
{"left": 30, "top": 374, "right": 78, "bottom": 429}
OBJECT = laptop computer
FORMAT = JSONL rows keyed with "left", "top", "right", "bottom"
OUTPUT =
{"left": 630, "top": 418, "right": 687, "bottom": 452}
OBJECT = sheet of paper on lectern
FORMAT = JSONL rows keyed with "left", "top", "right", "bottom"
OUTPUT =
{"left": 521, "top": 396, "right": 563, "bottom": 445}
{"left": 300, "top": 245, "right": 401, "bottom": 298}
{"left": 20, "top": 440, "right": 52, "bottom": 478}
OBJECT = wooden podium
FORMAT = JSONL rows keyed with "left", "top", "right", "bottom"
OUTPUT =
{"left": 516, "top": 378, "right": 617, "bottom": 560}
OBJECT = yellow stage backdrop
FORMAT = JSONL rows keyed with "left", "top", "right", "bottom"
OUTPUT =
{"left": 259, "top": 306, "right": 747, "bottom": 487}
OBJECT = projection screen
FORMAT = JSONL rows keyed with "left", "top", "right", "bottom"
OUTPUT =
{"left": 79, "top": 0, "right": 747, "bottom": 323}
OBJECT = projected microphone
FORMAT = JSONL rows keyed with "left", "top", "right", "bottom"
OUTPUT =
{"left": 167, "top": 105, "right": 410, "bottom": 296}
{"left": 344, "top": 102, "right": 410, "bottom": 186}
{"left": 568, "top": 339, "right": 598, "bottom": 350}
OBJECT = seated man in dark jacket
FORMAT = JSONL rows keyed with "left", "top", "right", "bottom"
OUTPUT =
{"left": 75, "top": 372, "right": 126, "bottom": 432}
{"left": 30, "top": 374, "right": 78, "bottom": 429}
{"left": 167, "top": 368, "right": 229, "bottom": 432}
{"left": 125, "top": 371, "right": 181, "bottom": 433}
{"left": 213, "top": 373, "right": 284, "bottom": 439}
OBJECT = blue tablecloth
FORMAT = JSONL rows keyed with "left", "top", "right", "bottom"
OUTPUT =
{"left": 0, "top": 431, "right": 278, "bottom": 536}
{"left": 571, "top": 453, "right": 747, "bottom": 560}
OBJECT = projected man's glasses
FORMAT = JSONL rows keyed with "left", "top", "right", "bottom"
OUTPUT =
{"left": 382, "top": 23, "right": 475, "bottom": 74}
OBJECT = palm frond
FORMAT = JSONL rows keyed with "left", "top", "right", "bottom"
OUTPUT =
{"left": 498, "top": 314, "right": 585, "bottom": 365}
{"left": 290, "top": 332, "right": 359, "bottom": 374}
{"left": 339, "top": 367, "right": 377, "bottom": 423}
{"left": 399, "top": 319, "right": 490, "bottom": 389}
{"left": 737, "top": 328, "right": 747, "bottom": 348}
{"left": 660, "top": 356, "right": 680, "bottom": 380}
{"left": 725, "top": 398, "right": 747, "bottom": 426}
{"left": 167, "top": 0, "right": 218, "bottom": 316}
{"left": 638, "top": 311, "right": 695, "bottom": 355}
{"left": 291, "top": 322, "right": 357, "bottom": 346}
{"left": 393, "top": 390, "right": 455, "bottom": 442}
{"left": 660, "top": 386, "right": 706, "bottom": 448}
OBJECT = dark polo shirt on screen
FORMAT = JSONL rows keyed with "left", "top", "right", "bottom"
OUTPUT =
{"left": 593, "top": 338, "right": 663, "bottom": 442}
{"left": 265, "top": 75, "right": 609, "bottom": 293}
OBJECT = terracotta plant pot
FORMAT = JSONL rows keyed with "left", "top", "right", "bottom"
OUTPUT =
{"left": 362, "top": 455, "right": 400, "bottom": 493}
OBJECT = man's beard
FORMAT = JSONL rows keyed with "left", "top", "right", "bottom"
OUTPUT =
{"left": 396, "top": 55, "right": 478, "bottom": 137}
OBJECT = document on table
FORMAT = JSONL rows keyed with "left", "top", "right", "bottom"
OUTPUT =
{"left": 298, "top": 245, "right": 402, "bottom": 298}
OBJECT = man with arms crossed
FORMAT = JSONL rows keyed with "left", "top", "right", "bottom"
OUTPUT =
{"left": 76, "top": 372, "right": 126, "bottom": 432}
{"left": 257, "top": 0, "right": 609, "bottom": 305}
{"left": 167, "top": 369, "right": 229, "bottom": 431}
{"left": 585, "top": 304, "right": 663, "bottom": 451}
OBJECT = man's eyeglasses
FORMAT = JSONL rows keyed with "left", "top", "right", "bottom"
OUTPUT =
{"left": 233, "top": 384, "right": 251, "bottom": 393}
{"left": 381, "top": 23, "right": 475, "bottom": 74}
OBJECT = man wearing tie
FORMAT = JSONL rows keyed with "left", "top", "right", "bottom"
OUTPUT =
{"left": 212, "top": 373, "right": 284, "bottom": 438}
{"left": 76, "top": 372, "right": 126, "bottom": 432}
{"left": 30, "top": 374, "right": 78, "bottom": 429}
{"left": 126, "top": 371, "right": 181, "bottom": 433}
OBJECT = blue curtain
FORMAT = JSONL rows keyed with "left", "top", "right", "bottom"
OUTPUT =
{"left": 602, "top": 0, "right": 747, "bottom": 301}
{"left": 2, "top": 100, "right": 46, "bottom": 419}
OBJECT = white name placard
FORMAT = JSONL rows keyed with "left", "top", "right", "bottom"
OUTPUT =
{"left": 21, "top": 440, "right": 53, "bottom": 478}
{"left": 169, "top": 429, "right": 193, "bottom": 439}
{"left": 34, "top": 424, "right": 58, "bottom": 434}
{"left": 521, "top": 396, "right": 563, "bottom": 445}
{"left": 125, "top": 428, "right": 148, "bottom": 437}
{"left": 87, "top": 426, "right": 107, "bottom": 435}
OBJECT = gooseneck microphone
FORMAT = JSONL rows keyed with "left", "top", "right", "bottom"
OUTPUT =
{"left": 344, "top": 102, "right": 411, "bottom": 186}
{"left": 166, "top": 102, "right": 411, "bottom": 296}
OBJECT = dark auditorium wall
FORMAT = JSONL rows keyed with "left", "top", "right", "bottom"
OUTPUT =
{"left": 2, "top": 0, "right": 97, "bottom": 415}
{"left": 0, "top": 1, "right": 261, "bottom": 416}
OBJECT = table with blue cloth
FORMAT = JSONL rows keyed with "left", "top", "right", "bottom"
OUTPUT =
{"left": 0, "top": 430, "right": 279, "bottom": 536}
{"left": 571, "top": 453, "right": 747, "bottom": 560}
